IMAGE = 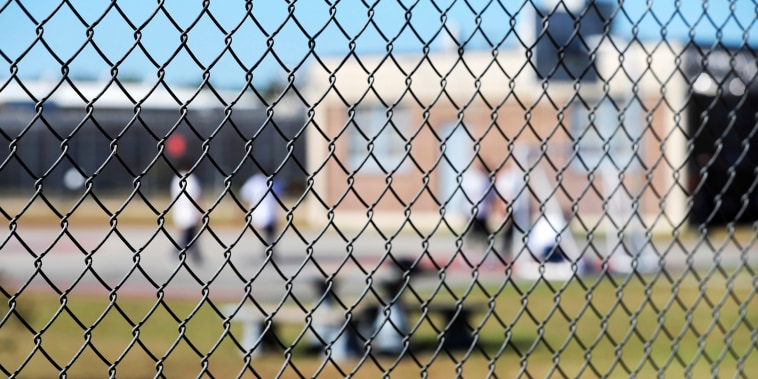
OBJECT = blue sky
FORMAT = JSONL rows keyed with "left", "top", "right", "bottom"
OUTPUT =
{"left": 1, "top": 0, "right": 755, "bottom": 89}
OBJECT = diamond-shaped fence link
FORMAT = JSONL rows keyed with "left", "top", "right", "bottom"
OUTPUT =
{"left": 0, "top": 0, "right": 757, "bottom": 377}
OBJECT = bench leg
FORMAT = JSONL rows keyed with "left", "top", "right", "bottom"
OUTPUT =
{"left": 305, "top": 324, "right": 363, "bottom": 361}
{"left": 240, "top": 320, "right": 278, "bottom": 355}
{"left": 240, "top": 320, "right": 262, "bottom": 354}
{"left": 372, "top": 305, "right": 407, "bottom": 356}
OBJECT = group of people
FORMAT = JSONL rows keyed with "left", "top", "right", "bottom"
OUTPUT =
{"left": 169, "top": 159, "right": 573, "bottom": 273}
{"left": 461, "top": 161, "right": 527, "bottom": 261}
{"left": 170, "top": 164, "right": 279, "bottom": 265}
{"left": 460, "top": 161, "right": 571, "bottom": 269}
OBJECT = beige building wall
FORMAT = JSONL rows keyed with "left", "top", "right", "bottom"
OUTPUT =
{"left": 302, "top": 41, "right": 689, "bottom": 234}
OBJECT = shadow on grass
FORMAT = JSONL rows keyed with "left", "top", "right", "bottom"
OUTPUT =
{"left": 406, "top": 335, "right": 537, "bottom": 357}
{"left": 0, "top": 273, "right": 35, "bottom": 355}
{"left": 260, "top": 334, "right": 538, "bottom": 362}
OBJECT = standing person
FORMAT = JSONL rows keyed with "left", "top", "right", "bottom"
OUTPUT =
{"left": 495, "top": 161, "right": 529, "bottom": 261}
{"left": 460, "top": 160, "right": 494, "bottom": 253}
{"left": 241, "top": 170, "right": 279, "bottom": 257}
{"left": 170, "top": 164, "right": 203, "bottom": 265}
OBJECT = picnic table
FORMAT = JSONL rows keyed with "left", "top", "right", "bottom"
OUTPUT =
{"left": 222, "top": 273, "right": 489, "bottom": 359}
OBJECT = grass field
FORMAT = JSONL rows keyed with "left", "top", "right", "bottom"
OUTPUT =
{"left": 1, "top": 268, "right": 756, "bottom": 378}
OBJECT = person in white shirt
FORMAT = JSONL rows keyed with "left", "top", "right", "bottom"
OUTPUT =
{"left": 241, "top": 171, "right": 279, "bottom": 256}
{"left": 527, "top": 211, "right": 568, "bottom": 263}
{"left": 494, "top": 162, "right": 529, "bottom": 261}
{"left": 170, "top": 166, "right": 203, "bottom": 264}
{"left": 459, "top": 161, "right": 495, "bottom": 252}
{"left": 517, "top": 209, "right": 576, "bottom": 281}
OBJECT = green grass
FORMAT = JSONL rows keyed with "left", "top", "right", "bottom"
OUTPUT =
{"left": 1, "top": 268, "right": 757, "bottom": 378}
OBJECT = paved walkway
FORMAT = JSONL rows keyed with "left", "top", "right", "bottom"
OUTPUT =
{"left": 0, "top": 223, "right": 464, "bottom": 302}
{"left": 0, "top": 223, "right": 754, "bottom": 304}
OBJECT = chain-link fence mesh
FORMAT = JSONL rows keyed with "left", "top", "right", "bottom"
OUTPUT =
{"left": 1, "top": 0, "right": 757, "bottom": 377}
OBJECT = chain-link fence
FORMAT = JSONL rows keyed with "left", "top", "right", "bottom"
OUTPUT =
{"left": 1, "top": 0, "right": 757, "bottom": 377}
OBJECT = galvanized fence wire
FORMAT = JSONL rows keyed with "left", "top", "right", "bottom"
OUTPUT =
{"left": 1, "top": 0, "right": 757, "bottom": 378}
